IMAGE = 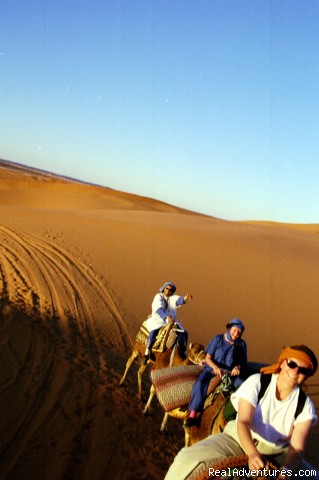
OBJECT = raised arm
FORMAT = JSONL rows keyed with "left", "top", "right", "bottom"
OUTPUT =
{"left": 184, "top": 293, "right": 193, "bottom": 301}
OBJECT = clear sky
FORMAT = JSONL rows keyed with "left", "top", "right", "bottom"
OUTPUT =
{"left": 1, "top": 0, "right": 319, "bottom": 223}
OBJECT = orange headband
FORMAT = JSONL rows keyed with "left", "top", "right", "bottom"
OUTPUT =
{"left": 260, "top": 346, "right": 315, "bottom": 375}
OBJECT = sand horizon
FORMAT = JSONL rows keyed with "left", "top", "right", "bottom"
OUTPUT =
{"left": 1, "top": 159, "right": 318, "bottom": 479}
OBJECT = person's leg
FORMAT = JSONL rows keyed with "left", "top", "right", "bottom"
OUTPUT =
{"left": 177, "top": 328, "right": 188, "bottom": 358}
{"left": 164, "top": 432, "right": 245, "bottom": 480}
{"left": 145, "top": 328, "right": 160, "bottom": 355}
{"left": 188, "top": 368, "right": 214, "bottom": 414}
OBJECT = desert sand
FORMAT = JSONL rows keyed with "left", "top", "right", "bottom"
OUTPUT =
{"left": 0, "top": 159, "right": 318, "bottom": 480}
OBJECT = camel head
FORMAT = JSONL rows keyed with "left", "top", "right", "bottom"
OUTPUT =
{"left": 187, "top": 342, "right": 205, "bottom": 365}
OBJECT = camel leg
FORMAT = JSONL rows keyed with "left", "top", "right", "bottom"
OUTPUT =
{"left": 137, "top": 361, "right": 149, "bottom": 400}
{"left": 143, "top": 383, "right": 156, "bottom": 415}
{"left": 160, "top": 412, "right": 169, "bottom": 432}
{"left": 119, "top": 350, "right": 139, "bottom": 386}
{"left": 184, "top": 430, "right": 190, "bottom": 447}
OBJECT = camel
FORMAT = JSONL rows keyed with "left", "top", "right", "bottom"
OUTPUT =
{"left": 181, "top": 373, "right": 232, "bottom": 446}
{"left": 142, "top": 342, "right": 206, "bottom": 432}
{"left": 119, "top": 321, "right": 205, "bottom": 401}
{"left": 151, "top": 362, "right": 267, "bottom": 445}
{"left": 143, "top": 372, "right": 231, "bottom": 447}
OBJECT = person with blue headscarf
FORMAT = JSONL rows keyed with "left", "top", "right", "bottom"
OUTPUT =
{"left": 144, "top": 281, "right": 193, "bottom": 361}
{"left": 185, "top": 318, "right": 247, "bottom": 427}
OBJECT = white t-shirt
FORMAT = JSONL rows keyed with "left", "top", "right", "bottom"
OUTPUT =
{"left": 230, "top": 373, "right": 317, "bottom": 448}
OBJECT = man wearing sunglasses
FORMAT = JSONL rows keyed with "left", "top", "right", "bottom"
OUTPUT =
{"left": 144, "top": 281, "right": 193, "bottom": 362}
{"left": 165, "top": 344, "right": 318, "bottom": 480}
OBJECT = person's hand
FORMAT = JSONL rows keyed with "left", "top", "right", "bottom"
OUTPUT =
{"left": 278, "top": 468, "right": 290, "bottom": 480}
{"left": 213, "top": 366, "right": 223, "bottom": 378}
{"left": 184, "top": 293, "right": 193, "bottom": 301}
{"left": 248, "top": 452, "right": 267, "bottom": 471}
{"left": 231, "top": 366, "right": 240, "bottom": 376}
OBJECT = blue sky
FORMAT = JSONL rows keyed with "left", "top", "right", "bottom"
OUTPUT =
{"left": 1, "top": 0, "right": 319, "bottom": 223}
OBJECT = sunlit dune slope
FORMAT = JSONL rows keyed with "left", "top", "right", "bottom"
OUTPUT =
{"left": 0, "top": 159, "right": 201, "bottom": 213}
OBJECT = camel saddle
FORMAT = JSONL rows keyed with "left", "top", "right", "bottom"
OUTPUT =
{"left": 135, "top": 321, "right": 177, "bottom": 353}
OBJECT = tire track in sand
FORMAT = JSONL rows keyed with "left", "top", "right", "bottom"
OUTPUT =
{"left": 0, "top": 225, "right": 133, "bottom": 480}
{"left": 0, "top": 225, "right": 131, "bottom": 350}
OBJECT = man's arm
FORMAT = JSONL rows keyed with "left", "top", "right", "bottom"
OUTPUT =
{"left": 205, "top": 353, "right": 223, "bottom": 377}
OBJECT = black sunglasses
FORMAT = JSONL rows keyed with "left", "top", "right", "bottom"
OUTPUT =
{"left": 286, "top": 359, "right": 313, "bottom": 376}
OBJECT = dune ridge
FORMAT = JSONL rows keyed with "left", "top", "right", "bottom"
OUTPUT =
{"left": 0, "top": 158, "right": 203, "bottom": 214}
{"left": 0, "top": 160, "right": 318, "bottom": 479}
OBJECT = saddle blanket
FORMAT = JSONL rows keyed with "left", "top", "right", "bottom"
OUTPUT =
{"left": 151, "top": 364, "right": 204, "bottom": 412}
{"left": 135, "top": 320, "right": 150, "bottom": 346}
{"left": 135, "top": 321, "right": 176, "bottom": 353}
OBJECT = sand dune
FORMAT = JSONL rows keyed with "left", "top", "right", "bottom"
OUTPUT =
{"left": 0, "top": 159, "right": 318, "bottom": 479}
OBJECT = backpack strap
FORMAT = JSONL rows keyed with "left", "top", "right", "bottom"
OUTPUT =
{"left": 258, "top": 374, "right": 307, "bottom": 419}
{"left": 295, "top": 388, "right": 307, "bottom": 419}
{"left": 257, "top": 373, "right": 272, "bottom": 403}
